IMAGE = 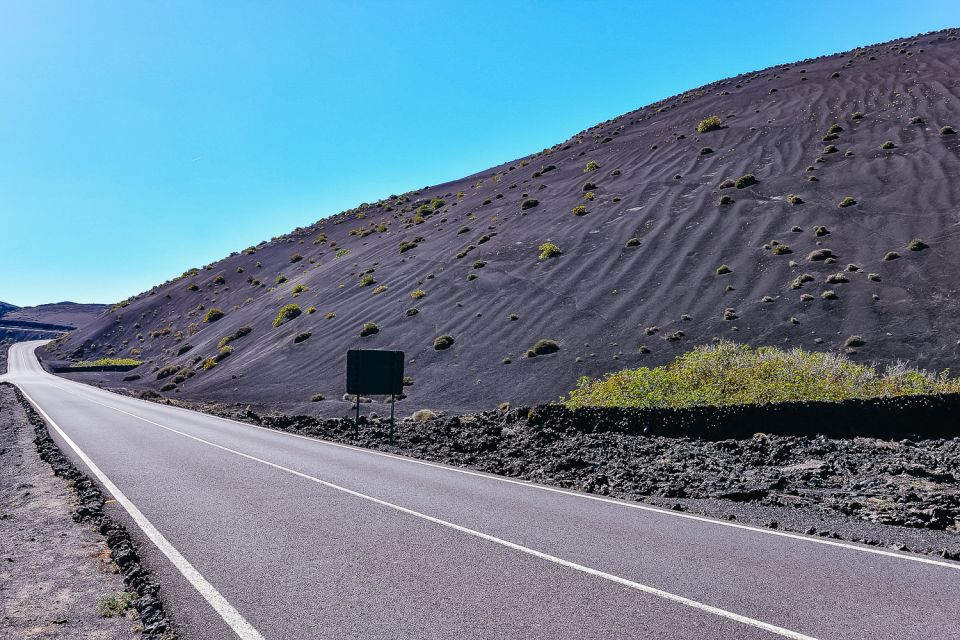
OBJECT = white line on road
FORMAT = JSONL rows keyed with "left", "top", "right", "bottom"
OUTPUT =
{"left": 13, "top": 341, "right": 960, "bottom": 571}
{"left": 65, "top": 388, "right": 819, "bottom": 640}
{"left": 146, "top": 388, "right": 960, "bottom": 572}
{"left": 15, "top": 386, "right": 266, "bottom": 640}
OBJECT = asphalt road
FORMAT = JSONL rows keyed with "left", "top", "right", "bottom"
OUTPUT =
{"left": 3, "top": 340, "right": 959, "bottom": 639}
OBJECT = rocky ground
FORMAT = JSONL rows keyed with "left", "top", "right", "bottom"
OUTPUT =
{"left": 1, "top": 346, "right": 175, "bottom": 640}
{"left": 154, "top": 396, "right": 960, "bottom": 560}
{"left": 0, "top": 380, "right": 135, "bottom": 637}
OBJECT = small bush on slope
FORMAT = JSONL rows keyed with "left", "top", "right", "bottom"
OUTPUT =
{"left": 538, "top": 242, "right": 562, "bottom": 259}
{"left": 696, "top": 116, "right": 721, "bottom": 133}
{"left": 273, "top": 304, "right": 302, "bottom": 327}
{"left": 203, "top": 308, "right": 225, "bottom": 323}
{"left": 564, "top": 341, "right": 960, "bottom": 409}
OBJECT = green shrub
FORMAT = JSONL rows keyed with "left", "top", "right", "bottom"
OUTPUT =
{"left": 433, "top": 334, "right": 455, "bottom": 350}
{"left": 521, "top": 198, "right": 539, "bottom": 210}
{"left": 218, "top": 326, "right": 252, "bottom": 347}
{"left": 291, "top": 284, "right": 309, "bottom": 295}
{"left": 527, "top": 339, "right": 560, "bottom": 356}
{"left": 97, "top": 592, "right": 136, "bottom": 618}
{"left": 307, "top": 306, "right": 317, "bottom": 314}
{"left": 360, "top": 322, "right": 379, "bottom": 337}
{"left": 583, "top": 191, "right": 595, "bottom": 201}
{"left": 187, "top": 284, "right": 199, "bottom": 291}
{"left": 202, "top": 357, "right": 218, "bottom": 370}
{"left": 787, "top": 194, "right": 803, "bottom": 204}
{"left": 571, "top": 205, "right": 587, "bottom": 216}
{"left": 718, "top": 195, "right": 734, "bottom": 205}
{"left": 696, "top": 115, "right": 721, "bottom": 133}
{"left": 851, "top": 111, "right": 864, "bottom": 120}
{"left": 734, "top": 174, "right": 757, "bottom": 188}
{"left": 276, "top": 274, "right": 288, "bottom": 284}
{"left": 625, "top": 237, "right": 640, "bottom": 247}
{"left": 880, "top": 141, "right": 896, "bottom": 149}
{"left": 372, "top": 285, "right": 387, "bottom": 294}
{"left": 473, "top": 260, "right": 486, "bottom": 269}
{"left": 716, "top": 264, "right": 732, "bottom": 275}
{"left": 411, "top": 289, "right": 426, "bottom": 299}
{"left": 563, "top": 341, "right": 960, "bottom": 409}
{"left": 823, "top": 145, "right": 838, "bottom": 154}
{"left": 838, "top": 196, "right": 857, "bottom": 208}
{"left": 311, "top": 394, "right": 325, "bottom": 402}
{"left": 431, "top": 197, "right": 446, "bottom": 209}
{"left": 290, "top": 253, "right": 303, "bottom": 263}
{"left": 156, "top": 364, "right": 180, "bottom": 380}
{"left": 325, "top": 311, "right": 336, "bottom": 319}
{"left": 203, "top": 308, "right": 225, "bottom": 323}
{"left": 845, "top": 335, "right": 865, "bottom": 348}
{"left": 583, "top": 160, "right": 600, "bottom": 172}
{"left": 273, "top": 304, "right": 302, "bottom": 327}
{"left": 538, "top": 242, "right": 562, "bottom": 259}
{"left": 827, "top": 124, "right": 844, "bottom": 134}
{"left": 821, "top": 290, "right": 838, "bottom": 299}
{"left": 359, "top": 274, "right": 376, "bottom": 287}
{"left": 213, "top": 274, "right": 226, "bottom": 284}
{"left": 699, "top": 147, "right": 713, "bottom": 155}
{"left": 772, "top": 244, "right": 792, "bottom": 255}
{"left": 940, "top": 125, "right": 956, "bottom": 135}
{"left": 907, "top": 238, "right": 928, "bottom": 251}
{"left": 884, "top": 251, "right": 901, "bottom": 261}
{"left": 807, "top": 248, "right": 834, "bottom": 261}
{"left": 814, "top": 225, "right": 829, "bottom": 236}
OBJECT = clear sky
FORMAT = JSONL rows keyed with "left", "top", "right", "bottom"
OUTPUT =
{"left": 1, "top": 1, "right": 954, "bottom": 307}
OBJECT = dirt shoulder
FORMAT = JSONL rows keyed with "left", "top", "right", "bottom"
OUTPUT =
{"left": 0, "top": 381, "right": 138, "bottom": 639}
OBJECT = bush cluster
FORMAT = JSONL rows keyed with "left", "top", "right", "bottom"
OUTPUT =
{"left": 564, "top": 341, "right": 960, "bottom": 408}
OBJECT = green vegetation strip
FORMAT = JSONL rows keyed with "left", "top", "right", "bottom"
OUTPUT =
{"left": 565, "top": 342, "right": 960, "bottom": 409}
{"left": 71, "top": 358, "right": 142, "bottom": 368}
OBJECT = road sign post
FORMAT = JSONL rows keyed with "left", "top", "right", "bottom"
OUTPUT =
{"left": 346, "top": 349, "right": 404, "bottom": 437}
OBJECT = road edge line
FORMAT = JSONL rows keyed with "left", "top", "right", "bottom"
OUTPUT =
{"left": 14, "top": 383, "right": 265, "bottom": 640}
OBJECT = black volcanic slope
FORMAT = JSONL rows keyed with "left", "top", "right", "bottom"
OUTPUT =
{"left": 48, "top": 29, "right": 960, "bottom": 414}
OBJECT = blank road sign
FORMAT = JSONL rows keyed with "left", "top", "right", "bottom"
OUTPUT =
{"left": 346, "top": 349, "right": 404, "bottom": 396}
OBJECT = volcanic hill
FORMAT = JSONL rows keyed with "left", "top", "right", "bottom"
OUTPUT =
{"left": 45, "top": 29, "right": 960, "bottom": 414}
{"left": 1, "top": 302, "right": 106, "bottom": 343}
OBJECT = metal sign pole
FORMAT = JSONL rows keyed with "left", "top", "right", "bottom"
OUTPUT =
{"left": 389, "top": 393, "right": 395, "bottom": 441}
{"left": 355, "top": 394, "right": 360, "bottom": 436}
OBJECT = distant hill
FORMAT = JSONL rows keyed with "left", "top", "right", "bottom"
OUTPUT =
{"left": 0, "top": 301, "right": 19, "bottom": 318}
{"left": 46, "top": 28, "right": 960, "bottom": 414}
{"left": 4, "top": 302, "right": 107, "bottom": 329}
{"left": 1, "top": 302, "right": 106, "bottom": 344}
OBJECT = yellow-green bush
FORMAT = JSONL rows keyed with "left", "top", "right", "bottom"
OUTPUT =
{"left": 564, "top": 341, "right": 960, "bottom": 409}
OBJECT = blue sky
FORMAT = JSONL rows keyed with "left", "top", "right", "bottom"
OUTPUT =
{"left": 1, "top": 1, "right": 954, "bottom": 307}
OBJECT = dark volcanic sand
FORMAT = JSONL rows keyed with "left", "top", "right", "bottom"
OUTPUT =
{"left": 48, "top": 29, "right": 960, "bottom": 415}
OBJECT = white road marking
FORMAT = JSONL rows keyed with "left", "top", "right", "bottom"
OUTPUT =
{"left": 46, "top": 387, "right": 819, "bottom": 640}
{"left": 15, "top": 386, "right": 266, "bottom": 640}
{"left": 12, "top": 341, "right": 960, "bottom": 571}
{"left": 138, "top": 384, "right": 960, "bottom": 571}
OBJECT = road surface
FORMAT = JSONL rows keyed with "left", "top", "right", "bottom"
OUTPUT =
{"left": 2, "top": 340, "right": 958, "bottom": 639}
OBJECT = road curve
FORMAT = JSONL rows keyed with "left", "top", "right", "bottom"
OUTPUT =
{"left": 2, "top": 340, "right": 958, "bottom": 639}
